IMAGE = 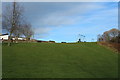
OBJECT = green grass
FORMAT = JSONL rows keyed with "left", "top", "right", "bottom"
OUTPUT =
{"left": 2, "top": 42, "right": 118, "bottom": 78}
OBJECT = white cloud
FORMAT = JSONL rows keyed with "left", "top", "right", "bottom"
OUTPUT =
{"left": 32, "top": 2, "right": 117, "bottom": 40}
{"left": 33, "top": 27, "right": 52, "bottom": 38}
{"left": 78, "top": 8, "right": 118, "bottom": 25}
{"left": 35, "top": 3, "right": 105, "bottom": 27}
{"left": 75, "top": 8, "right": 118, "bottom": 35}
{"left": 34, "top": 27, "right": 51, "bottom": 34}
{"left": 48, "top": 6, "right": 118, "bottom": 41}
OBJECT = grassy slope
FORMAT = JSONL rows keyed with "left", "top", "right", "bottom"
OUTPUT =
{"left": 2, "top": 42, "right": 118, "bottom": 78}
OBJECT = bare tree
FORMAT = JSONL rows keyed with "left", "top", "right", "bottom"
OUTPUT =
{"left": 103, "top": 31, "right": 110, "bottom": 42}
{"left": 0, "top": 17, "right": 1, "bottom": 26}
{"left": 2, "top": 2, "right": 24, "bottom": 46}
{"left": 21, "top": 23, "right": 34, "bottom": 41}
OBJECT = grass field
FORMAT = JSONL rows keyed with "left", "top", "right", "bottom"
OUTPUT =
{"left": 2, "top": 42, "right": 118, "bottom": 78}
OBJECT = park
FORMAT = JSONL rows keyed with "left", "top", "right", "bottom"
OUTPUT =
{"left": 1, "top": 1, "right": 119, "bottom": 78}
{"left": 2, "top": 42, "right": 118, "bottom": 78}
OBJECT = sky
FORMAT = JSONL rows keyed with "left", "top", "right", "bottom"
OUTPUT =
{"left": 2, "top": 2, "right": 118, "bottom": 42}
{"left": 2, "top": 0, "right": 119, "bottom": 2}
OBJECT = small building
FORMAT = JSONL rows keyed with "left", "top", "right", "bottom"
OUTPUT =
{"left": 0, "top": 33, "right": 26, "bottom": 41}
{"left": 0, "top": 33, "right": 9, "bottom": 40}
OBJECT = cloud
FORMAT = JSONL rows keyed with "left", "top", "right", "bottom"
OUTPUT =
{"left": 43, "top": 4, "right": 118, "bottom": 41}
{"left": 34, "top": 26, "right": 54, "bottom": 39}
{"left": 71, "top": 7, "right": 118, "bottom": 35}
{"left": 34, "top": 27, "right": 51, "bottom": 34}
{"left": 29, "top": 2, "right": 117, "bottom": 40}
{"left": 78, "top": 8, "right": 118, "bottom": 25}
{"left": 34, "top": 3, "right": 105, "bottom": 27}
{"left": 3, "top": 2, "right": 117, "bottom": 41}
{"left": 29, "top": 3, "right": 106, "bottom": 39}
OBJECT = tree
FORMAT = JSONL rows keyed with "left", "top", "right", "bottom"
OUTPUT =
{"left": 21, "top": 23, "right": 34, "bottom": 41}
{"left": 97, "top": 28, "right": 120, "bottom": 43}
{"left": 109, "top": 29, "right": 119, "bottom": 38}
{"left": 0, "top": 13, "right": 2, "bottom": 34}
{"left": 2, "top": 2, "right": 24, "bottom": 46}
{"left": 97, "top": 34, "right": 102, "bottom": 42}
{"left": 103, "top": 31, "right": 110, "bottom": 42}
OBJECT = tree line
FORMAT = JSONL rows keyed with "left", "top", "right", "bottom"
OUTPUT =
{"left": 97, "top": 28, "right": 120, "bottom": 43}
{"left": 2, "top": 2, "right": 34, "bottom": 46}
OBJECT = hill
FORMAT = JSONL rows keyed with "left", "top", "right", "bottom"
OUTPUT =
{"left": 2, "top": 42, "right": 118, "bottom": 78}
